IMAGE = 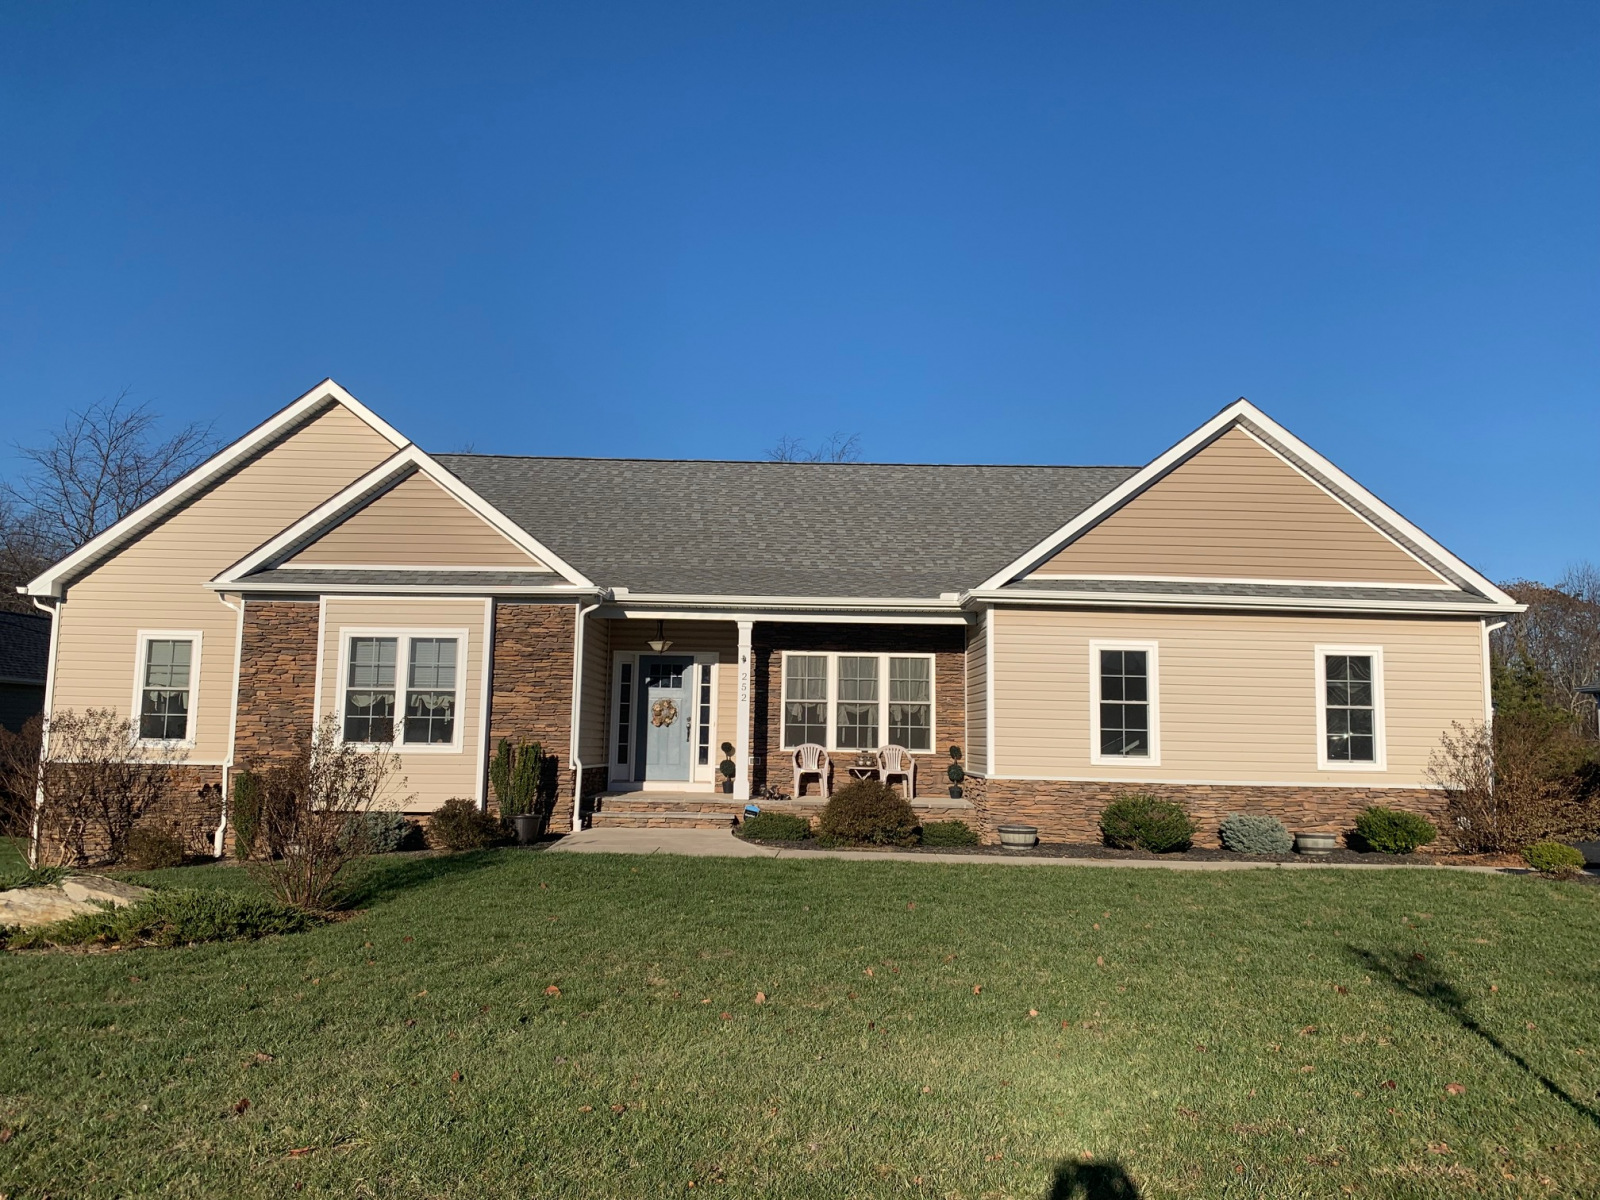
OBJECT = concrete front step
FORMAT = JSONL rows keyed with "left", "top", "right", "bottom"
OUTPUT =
{"left": 591, "top": 811, "right": 736, "bottom": 829}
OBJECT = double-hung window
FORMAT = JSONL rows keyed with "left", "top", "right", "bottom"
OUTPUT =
{"left": 138, "top": 635, "right": 197, "bottom": 741}
{"left": 1090, "top": 641, "right": 1159, "bottom": 764}
{"left": 343, "top": 632, "right": 465, "bottom": 748}
{"left": 780, "top": 652, "right": 935, "bottom": 751}
{"left": 1317, "top": 647, "right": 1384, "bottom": 768}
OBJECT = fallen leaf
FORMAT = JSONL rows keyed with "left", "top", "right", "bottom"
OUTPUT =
{"left": 0, "top": 1128, "right": 12, "bottom": 1144}
{"left": 1428, "top": 1143, "right": 1452, "bottom": 1155}
{"left": 1334, "top": 986, "right": 1349, "bottom": 995}
{"left": 545, "top": 985, "right": 561, "bottom": 997}
{"left": 404, "top": 1019, "right": 416, "bottom": 1028}
{"left": 1298, "top": 1025, "right": 1318, "bottom": 1036}
{"left": 1300, "top": 1065, "right": 1315, "bottom": 1073}
{"left": 1093, "top": 923, "right": 1101, "bottom": 930}
{"left": 720, "top": 1012, "right": 732, "bottom": 1020}
{"left": 1380, "top": 1080, "right": 1396, "bottom": 1090}
{"left": 1446, "top": 1082, "right": 1466, "bottom": 1096}
{"left": 864, "top": 968, "right": 874, "bottom": 977}
{"left": 701, "top": 998, "right": 712, "bottom": 1005}
{"left": 1028, "top": 1009, "right": 1039, "bottom": 1018}
{"left": 287, "top": 1146, "right": 314, "bottom": 1158}
{"left": 416, "top": 989, "right": 426, "bottom": 997}
{"left": 254, "top": 1052, "right": 275, "bottom": 1064}
{"left": 1095, "top": 956, "right": 1105, "bottom": 967}
{"left": 1412, "top": 952, "right": 1426, "bottom": 962}
{"left": 1490, "top": 984, "right": 1498, "bottom": 992}
{"left": 921, "top": 1086, "right": 931, "bottom": 1094}
{"left": 972, "top": 985, "right": 983, "bottom": 994}
{"left": 311, "top": 978, "right": 321, "bottom": 986}
{"left": 754, "top": 992, "right": 766, "bottom": 1004}
{"left": 847, "top": 991, "right": 858, "bottom": 1000}
{"left": 579, "top": 1105, "right": 593, "bottom": 1113}
{"left": 233, "top": 1098, "right": 251, "bottom": 1114}
{"left": 450, "top": 1071, "right": 462, "bottom": 1083}
{"left": 611, "top": 1103, "right": 627, "bottom": 1114}
{"left": 480, "top": 1005, "right": 490, "bottom": 1013}
{"left": 906, "top": 902, "right": 916, "bottom": 910}
{"left": 128, "top": 976, "right": 141, "bottom": 984}
{"left": 1061, "top": 1020, "right": 1071, "bottom": 1030}
{"left": 403, "top": 936, "right": 413, "bottom": 942}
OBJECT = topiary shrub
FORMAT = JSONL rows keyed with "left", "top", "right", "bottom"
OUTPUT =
{"left": 1218, "top": 813, "right": 1293, "bottom": 856}
{"left": 429, "top": 798, "right": 502, "bottom": 852}
{"left": 1523, "top": 840, "right": 1586, "bottom": 879}
{"left": 343, "top": 810, "right": 416, "bottom": 854}
{"left": 818, "top": 779, "right": 919, "bottom": 846}
{"left": 1100, "top": 794, "right": 1197, "bottom": 853}
{"left": 126, "top": 826, "right": 185, "bottom": 870}
{"left": 232, "top": 770, "right": 262, "bottom": 860}
{"left": 1353, "top": 806, "right": 1437, "bottom": 855}
{"left": 740, "top": 812, "right": 812, "bottom": 842}
{"left": 920, "top": 820, "right": 980, "bottom": 847}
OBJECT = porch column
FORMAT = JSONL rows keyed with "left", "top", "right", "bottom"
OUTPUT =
{"left": 734, "top": 620, "right": 753, "bottom": 801}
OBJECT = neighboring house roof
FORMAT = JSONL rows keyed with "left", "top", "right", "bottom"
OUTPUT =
{"left": 0, "top": 610, "right": 50, "bottom": 685}
{"left": 430, "top": 455, "right": 1141, "bottom": 599}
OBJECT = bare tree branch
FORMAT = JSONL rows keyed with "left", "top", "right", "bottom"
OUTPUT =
{"left": 0, "top": 497, "right": 56, "bottom": 614}
{"left": 1498, "top": 563, "right": 1600, "bottom": 736}
{"left": 765, "top": 432, "right": 862, "bottom": 463}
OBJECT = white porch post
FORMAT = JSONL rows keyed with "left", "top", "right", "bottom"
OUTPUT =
{"left": 734, "top": 620, "right": 753, "bottom": 801}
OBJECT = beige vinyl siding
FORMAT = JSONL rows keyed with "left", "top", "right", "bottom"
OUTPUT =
{"left": 320, "top": 597, "right": 488, "bottom": 811}
{"left": 288, "top": 471, "right": 544, "bottom": 569}
{"left": 578, "top": 613, "right": 610, "bottom": 764}
{"left": 1032, "top": 427, "right": 1442, "bottom": 585}
{"left": 715, "top": 663, "right": 738, "bottom": 767}
{"left": 49, "top": 404, "right": 398, "bottom": 763}
{"left": 965, "top": 614, "right": 988, "bottom": 772}
{"left": 992, "top": 607, "right": 1484, "bottom": 786}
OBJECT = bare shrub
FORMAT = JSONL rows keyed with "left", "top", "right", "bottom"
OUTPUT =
{"left": 1429, "top": 716, "right": 1598, "bottom": 853}
{"left": 0, "top": 714, "right": 43, "bottom": 861}
{"left": 250, "top": 715, "right": 407, "bottom": 910}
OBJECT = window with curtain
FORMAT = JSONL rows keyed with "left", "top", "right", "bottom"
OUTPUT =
{"left": 404, "top": 637, "right": 458, "bottom": 744}
{"left": 835, "top": 656, "right": 879, "bottom": 749}
{"left": 344, "top": 637, "right": 397, "bottom": 743}
{"left": 139, "top": 638, "right": 193, "bottom": 740}
{"left": 888, "top": 656, "right": 932, "bottom": 750}
{"left": 783, "top": 655, "right": 828, "bottom": 747}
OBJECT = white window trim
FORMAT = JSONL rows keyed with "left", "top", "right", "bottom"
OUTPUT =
{"left": 778, "top": 650, "right": 938, "bottom": 753}
{"left": 335, "top": 627, "right": 470, "bottom": 753}
{"left": 130, "top": 630, "right": 204, "bottom": 749}
{"left": 609, "top": 651, "right": 721, "bottom": 784}
{"left": 1089, "top": 639, "right": 1161, "bottom": 767}
{"left": 1315, "top": 644, "right": 1386, "bottom": 771}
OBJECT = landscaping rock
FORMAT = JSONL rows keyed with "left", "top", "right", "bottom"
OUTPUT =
{"left": 1, "top": 876, "right": 151, "bottom": 930}
{"left": 61, "top": 875, "right": 151, "bottom": 908}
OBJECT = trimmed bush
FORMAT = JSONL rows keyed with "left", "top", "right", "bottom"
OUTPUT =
{"left": 6, "top": 888, "right": 317, "bottom": 950}
{"left": 1217, "top": 813, "right": 1293, "bottom": 856}
{"left": 740, "top": 812, "right": 812, "bottom": 842}
{"left": 343, "top": 810, "right": 416, "bottom": 854}
{"left": 920, "top": 820, "right": 981, "bottom": 847}
{"left": 232, "top": 769, "right": 262, "bottom": 860}
{"left": 818, "top": 780, "right": 918, "bottom": 847}
{"left": 1523, "top": 840, "right": 1586, "bottom": 879}
{"left": 126, "top": 827, "right": 185, "bottom": 870}
{"left": 1100, "top": 794, "right": 1197, "bottom": 853}
{"left": 429, "top": 798, "right": 502, "bottom": 852}
{"left": 1353, "top": 806, "right": 1437, "bottom": 855}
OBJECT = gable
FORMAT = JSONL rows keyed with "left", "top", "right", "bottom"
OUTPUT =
{"left": 1029, "top": 426, "right": 1444, "bottom": 586}
{"left": 284, "top": 470, "right": 547, "bottom": 569}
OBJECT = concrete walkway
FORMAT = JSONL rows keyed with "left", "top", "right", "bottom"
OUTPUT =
{"left": 548, "top": 827, "right": 1518, "bottom": 874}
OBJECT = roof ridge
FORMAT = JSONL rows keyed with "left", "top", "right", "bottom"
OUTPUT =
{"left": 431, "top": 452, "right": 1141, "bottom": 469}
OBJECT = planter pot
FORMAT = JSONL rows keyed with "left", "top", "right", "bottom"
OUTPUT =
{"left": 948, "top": 785, "right": 963, "bottom": 799}
{"left": 512, "top": 814, "right": 541, "bottom": 846}
{"left": 1295, "top": 832, "right": 1337, "bottom": 856}
{"left": 721, "top": 778, "right": 734, "bottom": 794}
{"left": 997, "top": 824, "right": 1038, "bottom": 849}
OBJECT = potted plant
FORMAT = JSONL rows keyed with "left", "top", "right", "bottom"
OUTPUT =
{"left": 946, "top": 745, "right": 964, "bottom": 799}
{"left": 1294, "top": 830, "right": 1336, "bottom": 856}
{"left": 719, "top": 742, "right": 736, "bottom": 794}
{"left": 491, "top": 738, "right": 544, "bottom": 844}
{"left": 997, "top": 824, "right": 1038, "bottom": 849}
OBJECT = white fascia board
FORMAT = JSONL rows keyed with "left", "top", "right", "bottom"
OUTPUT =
{"left": 599, "top": 604, "right": 969, "bottom": 626}
{"left": 211, "top": 444, "right": 596, "bottom": 589}
{"left": 205, "top": 578, "right": 598, "bottom": 597}
{"left": 26, "top": 379, "right": 409, "bottom": 598}
{"left": 605, "top": 593, "right": 966, "bottom": 614}
{"left": 975, "top": 398, "right": 1517, "bottom": 607}
{"left": 961, "top": 586, "right": 1524, "bottom": 616}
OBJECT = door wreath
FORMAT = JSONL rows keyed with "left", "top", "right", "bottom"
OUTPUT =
{"left": 650, "top": 698, "right": 679, "bottom": 727}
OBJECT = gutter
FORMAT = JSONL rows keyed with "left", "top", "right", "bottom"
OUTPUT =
{"left": 568, "top": 599, "right": 603, "bottom": 833}
{"left": 959, "top": 588, "right": 1527, "bottom": 617}
{"left": 27, "top": 596, "right": 60, "bottom": 869}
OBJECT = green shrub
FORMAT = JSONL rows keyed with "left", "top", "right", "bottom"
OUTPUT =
{"left": 1353, "top": 806, "right": 1437, "bottom": 855}
{"left": 920, "top": 820, "right": 981, "bottom": 847}
{"left": 740, "top": 812, "right": 812, "bottom": 842}
{"left": 0, "top": 864, "right": 69, "bottom": 892}
{"left": 1217, "top": 813, "right": 1293, "bottom": 856}
{"left": 6, "top": 888, "right": 317, "bottom": 951}
{"left": 1100, "top": 794, "right": 1197, "bottom": 853}
{"left": 818, "top": 780, "right": 918, "bottom": 847}
{"left": 232, "top": 770, "right": 262, "bottom": 860}
{"left": 126, "top": 827, "right": 185, "bottom": 870}
{"left": 1523, "top": 840, "right": 1586, "bottom": 879}
{"left": 343, "top": 810, "right": 416, "bottom": 854}
{"left": 429, "top": 798, "right": 502, "bottom": 851}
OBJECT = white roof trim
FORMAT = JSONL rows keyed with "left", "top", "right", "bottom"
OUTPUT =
{"left": 25, "top": 379, "right": 409, "bottom": 598}
{"left": 963, "top": 586, "right": 1523, "bottom": 616}
{"left": 975, "top": 398, "right": 1518, "bottom": 606}
{"left": 1023, "top": 571, "right": 1458, "bottom": 591}
{"left": 211, "top": 445, "right": 596, "bottom": 589}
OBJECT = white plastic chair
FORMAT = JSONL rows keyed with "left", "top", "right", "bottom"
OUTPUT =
{"left": 792, "top": 743, "right": 831, "bottom": 799}
{"left": 878, "top": 745, "right": 916, "bottom": 796}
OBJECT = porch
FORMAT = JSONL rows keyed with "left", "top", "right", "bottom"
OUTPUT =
{"left": 587, "top": 789, "right": 980, "bottom": 831}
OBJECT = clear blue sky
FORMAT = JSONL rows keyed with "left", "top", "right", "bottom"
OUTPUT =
{"left": 2, "top": 2, "right": 1595, "bottom": 583}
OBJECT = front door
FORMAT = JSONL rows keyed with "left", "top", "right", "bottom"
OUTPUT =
{"left": 637, "top": 656, "right": 693, "bottom": 781}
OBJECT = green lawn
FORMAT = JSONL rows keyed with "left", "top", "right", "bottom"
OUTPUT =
{"left": 3, "top": 851, "right": 1598, "bottom": 1199}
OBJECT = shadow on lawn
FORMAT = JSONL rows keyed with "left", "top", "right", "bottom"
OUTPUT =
{"left": 341, "top": 850, "right": 508, "bottom": 909}
{"left": 1046, "top": 1159, "right": 1141, "bottom": 1198}
{"left": 1348, "top": 945, "right": 1600, "bottom": 1130}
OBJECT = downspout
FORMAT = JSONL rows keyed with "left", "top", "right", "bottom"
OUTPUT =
{"left": 216, "top": 591, "right": 246, "bottom": 858}
{"left": 27, "top": 595, "right": 61, "bottom": 869}
{"left": 568, "top": 599, "right": 603, "bottom": 833}
{"left": 1481, "top": 619, "right": 1507, "bottom": 727}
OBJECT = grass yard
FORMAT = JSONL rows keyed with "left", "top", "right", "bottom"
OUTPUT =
{"left": 2, "top": 851, "right": 1598, "bottom": 1198}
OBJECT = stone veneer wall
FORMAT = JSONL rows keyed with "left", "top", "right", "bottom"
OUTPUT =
{"left": 36, "top": 764, "right": 223, "bottom": 866}
{"left": 750, "top": 623, "right": 966, "bottom": 799}
{"left": 487, "top": 601, "right": 582, "bottom": 832}
{"left": 970, "top": 777, "right": 1447, "bottom": 848}
{"left": 233, "top": 600, "right": 321, "bottom": 768}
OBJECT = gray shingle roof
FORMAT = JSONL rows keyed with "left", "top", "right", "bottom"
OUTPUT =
{"left": 431, "top": 456, "right": 1140, "bottom": 598}
{"left": 0, "top": 611, "right": 50, "bottom": 683}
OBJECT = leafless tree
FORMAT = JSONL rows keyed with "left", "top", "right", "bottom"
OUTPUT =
{"left": 0, "top": 714, "right": 43, "bottom": 864}
{"left": 1497, "top": 563, "right": 1600, "bottom": 736}
{"left": 0, "top": 498, "right": 55, "bottom": 614}
{"left": 251, "top": 715, "right": 409, "bottom": 910}
{"left": 766, "top": 432, "right": 863, "bottom": 463}
{"left": 1429, "top": 716, "right": 1597, "bottom": 853}
{"left": 3, "top": 389, "right": 215, "bottom": 552}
